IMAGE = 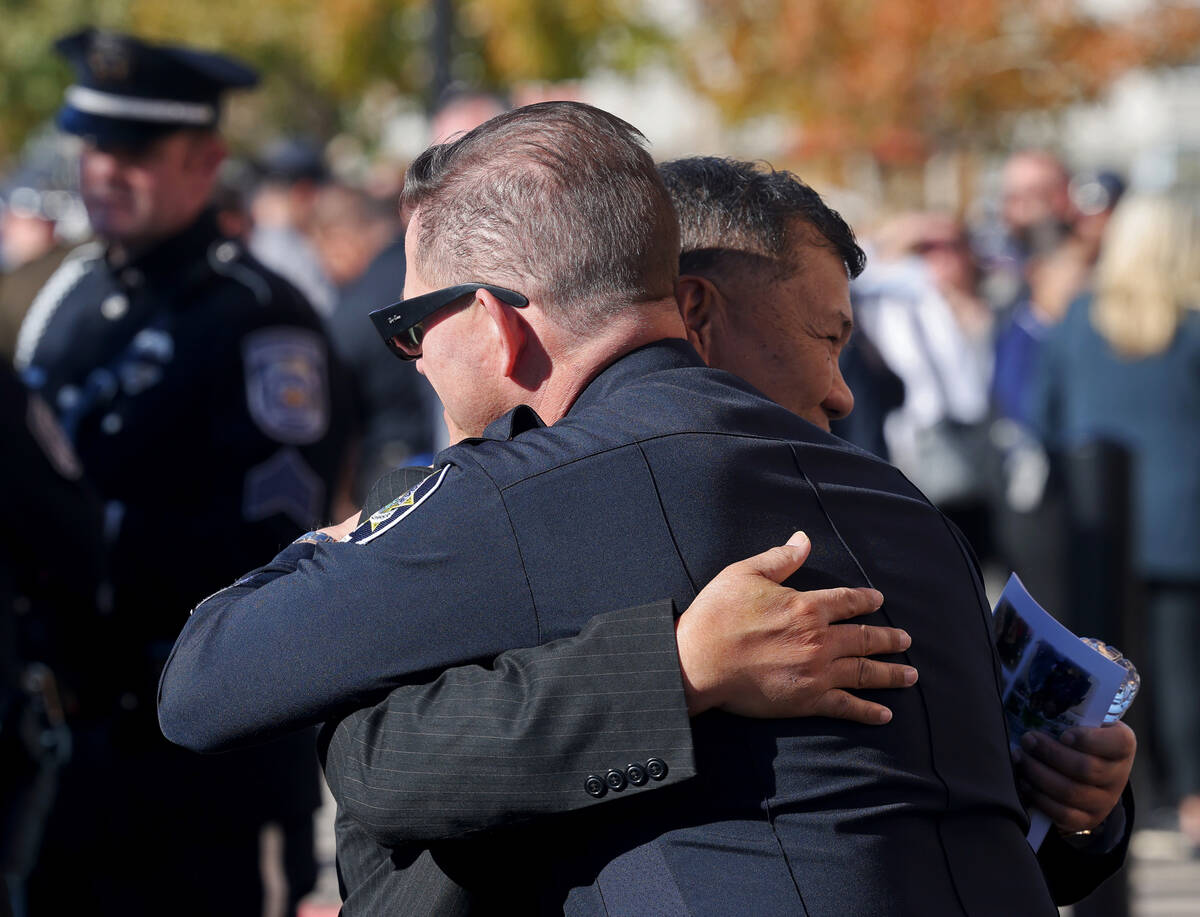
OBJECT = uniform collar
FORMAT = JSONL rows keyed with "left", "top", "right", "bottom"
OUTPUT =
{"left": 480, "top": 403, "right": 548, "bottom": 441}
{"left": 567, "top": 338, "right": 702, "bottom": 416}
{"left": 478, "top": 338, "right": 702, "bottom": 442}
{"left": 108, "top": 207, "right": 222, "bottom": 286}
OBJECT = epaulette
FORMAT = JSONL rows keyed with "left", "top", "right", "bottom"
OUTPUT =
{"left": 206, "top": 239, "right": 272, "bottom": 306}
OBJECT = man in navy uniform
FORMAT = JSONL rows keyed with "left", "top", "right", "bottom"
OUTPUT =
{"left": 16, "top": 29, "right": 349, "bottom": 915}
{"left": 161, "top": 102, "right": 1066, "bottom": 913}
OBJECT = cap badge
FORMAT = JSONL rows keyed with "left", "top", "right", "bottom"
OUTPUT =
{"left": 87, "top": 33, "right": 131, "bottom": 82}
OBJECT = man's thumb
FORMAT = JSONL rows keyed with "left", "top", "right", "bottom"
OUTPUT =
{"left": 742, "top": 531, "right": 810, "bottom": 584}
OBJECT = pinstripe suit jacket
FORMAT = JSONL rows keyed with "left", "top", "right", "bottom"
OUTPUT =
{"left": 322, "top": 598, "right": 693, "bottom": 914}
{"left": 161, "top": 339, "right": 1058, "bottom": 915}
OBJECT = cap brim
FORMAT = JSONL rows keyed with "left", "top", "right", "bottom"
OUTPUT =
{"left": 57, "top": 105, "right": 181, "bottom": 150}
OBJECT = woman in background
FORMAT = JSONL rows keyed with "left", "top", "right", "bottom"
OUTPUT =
{"left": 1030, "top": 194, "right": 1200, "bottom": 844}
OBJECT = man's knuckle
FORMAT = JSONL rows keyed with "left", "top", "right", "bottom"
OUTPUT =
{"left": 1077, "top": 759, "right": 1103, "bottom": 785}
{"left": 785, "top": 599, "right": 819, "bottom": 630}
{"left": 790, "top": 673, "right": 817, "bottom": 697}
{"left": 830, "top": 692, "right": 852, "bottom": 717}
{"left": 841, "top": 588, "right": 867, "bottom": 614}
{"left": 856, "top": 622, "right": 872, "bottom": 656}
{"left": 855, "top": 657, "right": 872, "bottom": 689}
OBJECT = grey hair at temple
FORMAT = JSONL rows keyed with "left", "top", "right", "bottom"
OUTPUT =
{"left": 401, "top": 101, "right": 680, "bottom": 334}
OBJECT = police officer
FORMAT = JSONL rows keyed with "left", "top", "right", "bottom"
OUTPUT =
{"left": 16, "top": 29, "right": 349, "bottom": 916}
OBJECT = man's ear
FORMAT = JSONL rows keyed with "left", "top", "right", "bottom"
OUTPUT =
{"left": 675, "top": 273, "right": 722, "bottom": 364}
{"left": 477, "top": 288, "right": 528, "bottom": 380}
{"left": 188, "top": 131, "right": 227, "bottom": 184}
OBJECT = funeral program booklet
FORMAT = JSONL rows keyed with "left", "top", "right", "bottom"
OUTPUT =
{"left": 992, "top": 574, "right": 1128, "bottom": 849}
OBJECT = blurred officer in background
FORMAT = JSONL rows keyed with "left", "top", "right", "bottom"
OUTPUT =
{"left": 249, "top": 137, "right": 336, "bottom": 317}
{"left": 14, "top": 28, "right": 350, "bottom": 916}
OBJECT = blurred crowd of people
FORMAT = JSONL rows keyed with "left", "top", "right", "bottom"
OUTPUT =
{"left": 0, "top": 26, "right": 1196, "bottom": 917}
{"left": 834, "top": 150, "right": 1200, "bottom": 860}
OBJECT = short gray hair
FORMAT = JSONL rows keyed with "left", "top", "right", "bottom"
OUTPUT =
{"left": 401, "top": 101, "right": 680, "bottom": 334}
{"left": 658, "top": 156, "right": 865, "bottom": 282}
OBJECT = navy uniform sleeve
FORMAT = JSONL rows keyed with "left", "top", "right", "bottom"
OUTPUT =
{"left": 321, "top": 598, "right": 697, "bottom": 844}
{"left": 157, "top": 459, "right": 538, "bottom": 752}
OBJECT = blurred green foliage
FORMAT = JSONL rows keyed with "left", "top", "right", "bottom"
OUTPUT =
{"left": 0, "top": 0, "right": 667, "bottom": 163}
{"left": 4, "top": 0, "right": 1199, "bottom": 172}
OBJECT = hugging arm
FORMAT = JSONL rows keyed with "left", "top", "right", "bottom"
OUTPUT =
{"left": 323, "top": 533, "right": 915, "bottom": 845}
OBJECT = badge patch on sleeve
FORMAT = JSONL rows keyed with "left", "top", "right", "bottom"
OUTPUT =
{"left": 350, "top": 465, "right": 450, "bottom": 545}
{"left": 243, "top": 447, "right": 325, "bottom": 529}
{"left": 243, "top": 328, "right": 330, "bottom": 444}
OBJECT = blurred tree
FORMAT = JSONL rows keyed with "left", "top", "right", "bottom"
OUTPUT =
{"left": 0, "top": 0, "right": 666, "bottom": 162}
{"left": 683, "top": 0, "right": 1200, "bottom": 166}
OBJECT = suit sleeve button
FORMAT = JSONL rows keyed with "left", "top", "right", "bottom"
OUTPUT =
{"left": 625, "top": 763, "right": 648, "bottom": 786}
{"left": 584, "top": 775, "right": 607, "bottom": 798}
{"left": 605, "top": 768, "right": 627, "bottom": 791}
{"left": 645, "top": 757, "right": 668, "bottom": 780}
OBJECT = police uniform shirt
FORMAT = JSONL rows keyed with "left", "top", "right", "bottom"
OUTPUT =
{"left": 15, "top": 209, "right": 348, "bottom": 670}
{"left": 162, "top": 339, "right": 1057, "bottom": 916}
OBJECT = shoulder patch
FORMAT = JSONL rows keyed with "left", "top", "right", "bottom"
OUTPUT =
{"left": 242, "top": 327, "right": 330, "bottom": 444}
{"left": 349, "top": 465, "right": 450, "bottom": 545}
{"left": 362, "top": 465, "right": 436, "bottom": 518}
{"left": 243, "top": 447, "right": 325, "bottom": 529}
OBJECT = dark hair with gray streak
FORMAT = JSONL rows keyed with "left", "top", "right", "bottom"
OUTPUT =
{"left": 401, "top": 101, "right": 680, "bottom": 334}
{"left": 658, "top": 157, "right": 865, "bottom": 282}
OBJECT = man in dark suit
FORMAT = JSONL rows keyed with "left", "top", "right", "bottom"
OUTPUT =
{"left": 161, "top": 102, "right": 1065, "bottom": 914}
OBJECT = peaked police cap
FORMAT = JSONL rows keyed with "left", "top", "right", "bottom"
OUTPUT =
{"left": 54, "top": 28, "right": 258, "bottom": 149}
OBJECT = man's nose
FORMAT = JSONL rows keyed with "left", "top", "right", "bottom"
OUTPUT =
{"left": 83, "top": 148, "right": 123, "bottom": 180}
{"left": 822, "top": 364, "right": 855, "bottom": 422}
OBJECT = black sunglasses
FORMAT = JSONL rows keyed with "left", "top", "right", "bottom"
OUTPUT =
{"left": 369, "top": 283, "right": 529, "bottom": 361}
